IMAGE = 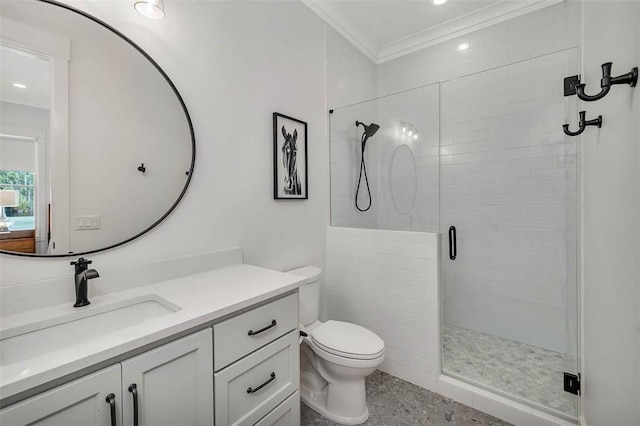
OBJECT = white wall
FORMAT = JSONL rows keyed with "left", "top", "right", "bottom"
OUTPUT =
{"left": 326, "top": 26, "right": 377, "bottom": 110}
{"left": 0, "top": 0, "right": 327, "bottom": 296}
{"left": 581, "top": 1, "right": 640, "bottom": 423}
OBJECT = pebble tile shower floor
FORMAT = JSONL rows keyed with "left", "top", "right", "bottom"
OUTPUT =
{"left": 300, "top": 370, "right": 512, "bottom": 426}
{"left": 442, "top": 325, "right": 577, "bottom": 417}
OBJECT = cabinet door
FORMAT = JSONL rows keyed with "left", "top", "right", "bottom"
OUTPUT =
{"left": 0, "top": 365, "right": 121, "bottom": 426}
{"left": 121, "top": 328, "right": 213, "bottom": 426}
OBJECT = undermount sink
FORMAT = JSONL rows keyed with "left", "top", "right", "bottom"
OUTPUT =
{"left": 0, "top": 295, "right": 181, "bottom": 366}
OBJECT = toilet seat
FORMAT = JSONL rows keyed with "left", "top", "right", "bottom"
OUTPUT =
{"left": 310, "top": 320, "right": 385, "bottom": 360}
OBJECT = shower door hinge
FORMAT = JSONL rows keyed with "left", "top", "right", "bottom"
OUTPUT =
{"left": 564, "top": 372, "right": 581, "bottom": 395}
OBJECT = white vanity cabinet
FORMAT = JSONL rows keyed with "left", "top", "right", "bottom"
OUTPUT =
{"left": 0, "top": 365, "right": 121, "bottom": 426}
{"left": 0, "top": 329, "right": 213, "bottom": 426}
{"left": 0, "top": 291, "right": 301, "bottom": 426}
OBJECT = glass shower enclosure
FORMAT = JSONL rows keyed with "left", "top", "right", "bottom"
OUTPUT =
{"left": 330, "top": 48, "right": 580, "bottom": 419}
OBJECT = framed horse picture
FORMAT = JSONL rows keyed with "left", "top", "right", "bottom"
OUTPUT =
{"left": 273, "top": 113, "right": 308, "bottom": 200}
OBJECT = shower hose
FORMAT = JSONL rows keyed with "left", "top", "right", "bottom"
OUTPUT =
{"left": 355, "top": 132, "right": 372, "bottom": 212}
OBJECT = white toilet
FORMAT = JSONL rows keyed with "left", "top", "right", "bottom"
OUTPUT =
{"left": 289, "top": 266, "right": 385, "bottom": 425}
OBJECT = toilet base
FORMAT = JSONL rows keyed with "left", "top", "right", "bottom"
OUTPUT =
{"left": 300, "top": 382, "right": 369, "bottom": 425}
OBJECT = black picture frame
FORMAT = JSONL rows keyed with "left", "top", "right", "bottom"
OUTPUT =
{"left": 273, "top": 113, "right": 308, "bottom": 200}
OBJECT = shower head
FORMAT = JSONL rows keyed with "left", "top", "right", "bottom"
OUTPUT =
{"left": 355, "top": 121, "right": 380, "bottom": 139}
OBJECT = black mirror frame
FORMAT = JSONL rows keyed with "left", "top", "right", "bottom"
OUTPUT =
{"left": 0, "top": 0, "right": 196, "bottom": 258}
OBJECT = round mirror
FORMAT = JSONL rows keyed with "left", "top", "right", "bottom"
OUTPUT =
{"left": 0, "top": 0, "right": 194, "bottom": 257}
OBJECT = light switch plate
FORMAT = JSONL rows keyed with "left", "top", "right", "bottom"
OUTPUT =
{"left": 75, "top": 215, "right": 100, "bottom": 230}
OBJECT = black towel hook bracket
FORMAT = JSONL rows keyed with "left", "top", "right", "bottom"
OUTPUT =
{"left": 563, "top": 111, "right": 602, "bottom": 137}
{"left": 137, "top": 163, "right": 146, "bottom": 173}
{"left": 576, "top": 62, "right": 638, "bottom": 102}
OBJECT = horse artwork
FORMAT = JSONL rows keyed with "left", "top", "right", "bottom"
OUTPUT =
{"left": 281, "top": 126, "right": 302, "bottom": 196}
{"left": 273, "top": 113, "right": 308, "bottom": 199}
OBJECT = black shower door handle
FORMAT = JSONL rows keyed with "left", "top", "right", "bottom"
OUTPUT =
{"left": 449, "top": 226, "right": 457, "bottom": 260}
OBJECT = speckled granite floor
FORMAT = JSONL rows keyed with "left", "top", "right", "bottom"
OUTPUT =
{"left": 300, "top": 370, "right": 512, "bottom": 426}
{"left": 442, "top": 325, "right": 578, "bottom": 418}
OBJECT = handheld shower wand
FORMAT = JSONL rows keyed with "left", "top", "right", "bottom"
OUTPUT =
{"left": 355, "top": 121, "right": 380, "bottom": 212}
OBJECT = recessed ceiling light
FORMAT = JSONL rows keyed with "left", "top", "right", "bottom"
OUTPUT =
{"left": 457, "top": 42, "right": 470, "bottom": 51}
{"left": 433, "top": 0, "right": 449, "bottom": 5}
{"left": 12, "top": 83, "right": 27, "bottom": 89}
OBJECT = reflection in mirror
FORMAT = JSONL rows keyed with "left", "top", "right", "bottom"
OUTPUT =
{"left": 0, "top": 0, "right": 194, "bottom": 256}
{"left": 0, "top": 46, "right": 49, "bottom": 254}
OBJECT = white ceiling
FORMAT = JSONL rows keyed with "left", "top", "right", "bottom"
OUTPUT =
{"left": 303, "top": 0, "right": 564, "bottom": 63}
{"left": 0, "top": 47, "right": 49, "bottom": 110}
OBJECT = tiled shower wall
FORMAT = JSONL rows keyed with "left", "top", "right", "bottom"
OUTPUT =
{"left": 326, "top": 227, "right": 439, "bottom": 390}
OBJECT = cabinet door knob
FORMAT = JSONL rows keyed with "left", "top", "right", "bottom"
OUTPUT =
{"left": 247, "top": 372, "right": 276, "bottom": 394}
{"left": 128, "top": 384, "right": 139, "bottom": 426}
{"left": 248, "top": 319, "right": 277, "bottom": 336}
{"left": 105, "top": 393, "right": 117, "bottom": 426}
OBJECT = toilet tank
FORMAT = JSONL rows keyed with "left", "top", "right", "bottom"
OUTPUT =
{"left": 288, "top": 266, "right": 322, "bottom": 326}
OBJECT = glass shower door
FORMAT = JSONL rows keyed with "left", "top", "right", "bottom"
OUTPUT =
{"left": 439, "top": 49, "right": 580, "bottom": 419}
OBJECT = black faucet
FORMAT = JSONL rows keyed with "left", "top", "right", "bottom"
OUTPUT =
{"left": 71, "top": 258, "right": 99, "bottom": 307}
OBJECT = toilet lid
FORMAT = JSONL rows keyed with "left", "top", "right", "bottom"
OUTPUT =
{"left": 311, "top": 320, "right": 385, "bottom": 360}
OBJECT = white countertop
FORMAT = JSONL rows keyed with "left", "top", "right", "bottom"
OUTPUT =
{"left": 0, "top": 263, "right": 307, "bottom": 402}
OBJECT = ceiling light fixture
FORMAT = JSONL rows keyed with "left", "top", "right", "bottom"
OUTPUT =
{"left": 134, "top": 0, "right": 165, "bottom": 19}
{"left": 12, "top": 83, "right": 27, "bottom": 89}
{"left": 433, "top": 0, "right": 449, "bottom": 5}
{"left": 457, "top": 42, "right": 470, "bottom": 51}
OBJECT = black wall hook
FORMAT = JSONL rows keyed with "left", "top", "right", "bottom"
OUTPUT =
{"left": 137, "top": 163, "right": 146, "bottom": 173}
{"left": 576, "top": 62, "right": 638, "bottom": 102}
{"left": 563, "top": 111, "right": 602, "bottom": 136}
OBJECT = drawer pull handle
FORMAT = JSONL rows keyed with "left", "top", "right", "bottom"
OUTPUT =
{"left": 247, "top": 372, "right": 276, "bottom": 394}
{"left": 248, "top": 319, "right": 277, "bottom": 336}
{"left": 105, "top": 393, "right": 116, "bottom": 426}
{"left": 128, "top": 383, "right": 139, "bottom": 426}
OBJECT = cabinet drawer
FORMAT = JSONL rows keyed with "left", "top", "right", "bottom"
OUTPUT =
{"left": 214, "top": 331, "right": 299, "bottom": 426}
{"left": 254, "top": 391, "right": 300, "bottom": 426}
{"left": 214, "top": 293, "right": 297, "bottom": 371}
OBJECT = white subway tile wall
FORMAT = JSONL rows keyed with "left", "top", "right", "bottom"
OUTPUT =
{"left": 326, "top": 227, "right": 439, "bottom": 391}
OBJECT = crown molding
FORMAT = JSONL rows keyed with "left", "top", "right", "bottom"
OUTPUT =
{"left": 303, "top": 0, "right": 565, "bottom": 64}
{"left": 377, "top": 0, "right": 565, "bottom": 63}
{"left": 300, "top": 0, "right": 378, "bottom": 63}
